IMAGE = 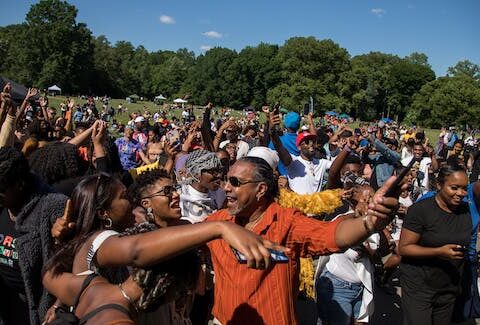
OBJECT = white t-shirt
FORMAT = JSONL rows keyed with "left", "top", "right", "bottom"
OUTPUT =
{"left": 219, "top": 140, "right": 250, "bottom": 160}
{"left": 286, "top": 154, "right": 332, "bottom": 194}
{"left": 401, "top": 147, "right": 413, "bottom": 161}
{"left": 180, "top": 185, "right": 226, "bottom": 224}
{"left": 326, "top": 233, "right": 380, "bottom": 284}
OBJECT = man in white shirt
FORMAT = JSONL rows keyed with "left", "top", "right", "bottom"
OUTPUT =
{"left": 271, "top": 118, "right": 332, "bottom": 194}
{"left": 401, "top": 143, "right": 438, "bottom": 194}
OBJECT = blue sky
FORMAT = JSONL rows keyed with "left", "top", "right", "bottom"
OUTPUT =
{"left": 1, "top": 0, "right": 479, "bottom": 77}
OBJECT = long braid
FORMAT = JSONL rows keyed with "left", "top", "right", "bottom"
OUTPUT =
{"left": 119, "top": 222, "right": 200, "bottom": 311}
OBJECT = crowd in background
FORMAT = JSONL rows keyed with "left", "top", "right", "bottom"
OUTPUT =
{"left": 1, "top": 83, "right": 480, "bottom": 325}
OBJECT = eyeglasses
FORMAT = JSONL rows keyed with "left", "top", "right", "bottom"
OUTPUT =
{"left": 226, "top": 176, "right": 260, "bottom": 187}
{"left": 142, "top": 184, "right": 181, "bottom": 199}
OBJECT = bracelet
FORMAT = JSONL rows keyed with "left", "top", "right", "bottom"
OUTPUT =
{"left": 362, "top": 214, "right": 376, "bottom": 235}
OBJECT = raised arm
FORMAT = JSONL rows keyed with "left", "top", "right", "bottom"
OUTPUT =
{"left": 334, "top": 177, "right": 399, "bottom": 249}
{"left": 95, "top": 221, "right": 286, "bottom": 270}
{"left": 201, "top": 102, "right": 215, "bottom": 152}
{"left": 269, "top": 112, "right": 292, "bottom": 167}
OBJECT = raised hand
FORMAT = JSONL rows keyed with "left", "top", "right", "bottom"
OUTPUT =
{"left": 51, "top": 200, "right": 75, "bottom": 244}
{"left": 25, "top": 88, "right": 39, "bottom": 100}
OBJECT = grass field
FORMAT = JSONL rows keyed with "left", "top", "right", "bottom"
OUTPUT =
{"left": 47, "top": 95, "right": 441, "bottom": 143}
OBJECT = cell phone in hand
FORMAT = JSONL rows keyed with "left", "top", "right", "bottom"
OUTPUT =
{"left": 384, "top": 157, "right": 419, "bottom": 198}
{"left": 453, "top": 245, "right": 467, "bottom": 252}
{"left": 232, "top": 248, "right": 289, "bottom": 264}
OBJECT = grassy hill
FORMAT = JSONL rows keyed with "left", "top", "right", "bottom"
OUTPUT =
{"left": 47, "top": 95, "right": 441, "bottom": 143}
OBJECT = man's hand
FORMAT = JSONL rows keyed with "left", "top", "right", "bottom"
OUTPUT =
{"left": 367, "top": 177, "right": 401, "bottom": 231}
{"left": 268, "top": 111, "right": 281, "bottom": 128}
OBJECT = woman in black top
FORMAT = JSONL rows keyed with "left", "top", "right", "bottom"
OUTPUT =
{"left": 399, "top": 162, "right": 471, "bottom": 325}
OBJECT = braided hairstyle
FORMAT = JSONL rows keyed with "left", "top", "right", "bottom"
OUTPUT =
{"left": 119, "top": 222, "right": 200, "bottom": 312}
{"left": 29, "top": 142, "right": 86, "bottom": 185}
{"left": 128, "top": 168, "right": 172, "bottom": 205}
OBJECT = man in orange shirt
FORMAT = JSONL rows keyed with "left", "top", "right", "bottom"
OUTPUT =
{"left": 207, "top": 156, "right": 399, "bottom": 325}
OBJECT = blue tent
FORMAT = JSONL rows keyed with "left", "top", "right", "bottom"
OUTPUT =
{"left": 339, "top": 113, "right": 350, "bottom": 119}
{"left": 381, "top": 117, "right": 393, "bottom": 123}
{"left": 325, "top": 111, "right": 338, "bottom": 116}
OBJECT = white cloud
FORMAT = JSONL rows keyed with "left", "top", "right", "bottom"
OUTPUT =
{"left": 371, "top": 8, "right": 386, "bottom": 17}
{"left": 202, "top": 31, "right": 223, "bottom": 39}
{"left": 159, "top": 15, "right": 175, "bottom": 24}
{"left": 200, "top": 45, "right": 213, "bottom": 51}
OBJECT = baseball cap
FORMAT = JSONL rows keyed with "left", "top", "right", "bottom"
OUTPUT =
{"left": 284, "top": 112, "right": 301, "bottom": 131}
{"left": 134, "top": 116, "right": 145, "bottom": 123}
{"left": 296, "top": 132, "right": 317, "bottom": 147}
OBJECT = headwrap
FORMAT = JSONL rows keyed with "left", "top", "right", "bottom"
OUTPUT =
{"left": 182, "top": 149, "right": 222, "bottom": 184}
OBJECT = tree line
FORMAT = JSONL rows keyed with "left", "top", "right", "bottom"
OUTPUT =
{"left": 1, "top": 0, "right": 479, "bottom": 127}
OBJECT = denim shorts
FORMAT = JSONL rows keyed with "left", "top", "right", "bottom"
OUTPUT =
{"left": 315, "top": 270, "right": 364, "bottom": 325}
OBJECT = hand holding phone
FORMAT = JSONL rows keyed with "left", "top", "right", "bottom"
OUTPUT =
{"left": 232, "top": 248, "right": 288, "bottom": 264}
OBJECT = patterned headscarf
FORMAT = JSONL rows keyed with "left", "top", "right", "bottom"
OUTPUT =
{"left": 183, "top": 149, "right": 222, "bottom": 184}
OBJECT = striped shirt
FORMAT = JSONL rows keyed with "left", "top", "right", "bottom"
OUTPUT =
{"left": 206, "top": 202, "right": 342, "bottom": 325}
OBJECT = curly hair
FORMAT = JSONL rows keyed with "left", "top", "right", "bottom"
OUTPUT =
{"left": 128, "top": 168, "right": 172, "bottom": 205}
{"left": 119, "top": 222, "right": 200, "bottom": 312}
{"left": 29, "top": 142, "right": 86, "bottom": 185}
{"left": 0, "top": 147, "right": 30, "bottom": 189}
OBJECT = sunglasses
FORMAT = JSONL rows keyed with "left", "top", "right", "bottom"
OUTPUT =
{"left": 227, "top": 176, "right": 259, "bottom": 187}
{"left": 142, "top": 184, "right": 181, "bottom": 199}
{"left": 94, "top": 172, "right": 112, "bottom": 206}
{"left": 203, "top": 168, "right": 223, "bottom": 176}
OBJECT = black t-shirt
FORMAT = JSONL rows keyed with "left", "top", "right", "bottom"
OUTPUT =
{"left": 400, "top": 197, "right": 471, "bottom": 290}
{"left": 0, "top": 208, "right": 25, "bottom": 293}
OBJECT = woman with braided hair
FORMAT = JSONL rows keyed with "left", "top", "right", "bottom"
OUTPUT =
{"left": 43, "top": 222, "right": 199, "bottom": 325}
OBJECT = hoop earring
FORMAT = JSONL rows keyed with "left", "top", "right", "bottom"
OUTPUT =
{"left": 104, "top": 217, "right": 113, "bottom": 229}
{"left": 146, "top": 207, "right": 154, "bottom": 223}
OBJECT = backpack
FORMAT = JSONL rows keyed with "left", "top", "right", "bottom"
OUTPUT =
{"left": 49, "top": 273, "right": 131, "bottom": 325}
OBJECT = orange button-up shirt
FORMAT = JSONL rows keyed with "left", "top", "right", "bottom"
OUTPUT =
{"left": 206, "top": 202, "right": 342, "bottom": 325}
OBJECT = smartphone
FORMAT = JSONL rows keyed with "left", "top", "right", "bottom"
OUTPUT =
{"left": 303, "top": 103, "right": 310, "bottom": 116}
{"left": 453, "top": 245, "right": 467, "bottom": 252}
{"left": 384, "top": 157, "right": 419, "bottom": 197}
{"left": 232, "top": 248, "right": 289, "bottom": 264}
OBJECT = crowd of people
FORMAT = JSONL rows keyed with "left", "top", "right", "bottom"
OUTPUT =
{"left": 1, "top": 82, "right": 480, "bottom": 325}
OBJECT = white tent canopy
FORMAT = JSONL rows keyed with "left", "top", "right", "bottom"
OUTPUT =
{"left": 48, "top": 84, "right": 61, "bottom": 92}
{"left": 155, "top": 94, "right": 167, "bottom": 100}
{"left": 173, "top": 98, "right": 187, "bottom": 103}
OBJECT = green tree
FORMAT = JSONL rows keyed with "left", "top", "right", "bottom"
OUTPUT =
{"left": 447, "top": 60, "right": 480, "bottom": 82}
{"left": 409, "top": 76, "right": 480, "bottom": 128}
{"left": 24, "top": 0, "right": 94, "bottom": 92}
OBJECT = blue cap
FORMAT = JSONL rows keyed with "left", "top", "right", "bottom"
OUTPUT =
{"left": 283, "top": 112, "right": 301, "bottom": 131}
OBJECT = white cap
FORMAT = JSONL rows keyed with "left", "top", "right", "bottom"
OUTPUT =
{"left": 134, "top": 116, "right": 145, "bottom": 123}
{"left": 247, "top": 147, "right": 280, "bottom": 170}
